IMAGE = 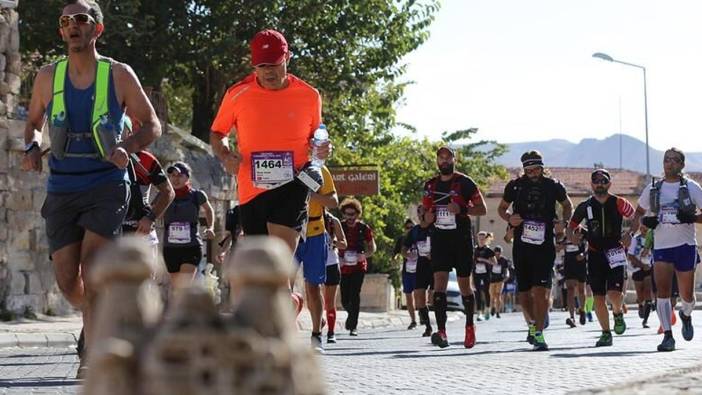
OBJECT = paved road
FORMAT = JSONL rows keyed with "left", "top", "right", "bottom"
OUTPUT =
{"left": 1, "top": 309, "right": 701, "bottom": 394}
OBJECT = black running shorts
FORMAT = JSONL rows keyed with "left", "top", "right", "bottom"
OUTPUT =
{"left": 631, "top": 268, "right": 652, "bottom": 282}
{"left": 325, "top": 264, "right": 340, "bottom": 286}
{"left": 587, "top": 250, "right": 625, "bottom": 295}
{"left": 564, "top": 259, "right": 587, "bottom": 282}
{"left": 431, "top": 229, "right": 473, "bottom": 277}
{"left": 162, "top": 245, "right": 203, "bottom": 273}
{"left": 239, "top": 180, "right": 310, "bottom": 235}
{"left": 42, "top": 181, "right": 129, "bottom": 254}
{"left": 512, "top": 240, "right": 555, "bottom": 292}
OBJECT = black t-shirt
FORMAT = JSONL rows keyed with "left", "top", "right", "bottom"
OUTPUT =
{"left": 473, "top": 245, "right": 495, "bottom": 275}
{"left": 493, "top": 256, "right": 510, "bottom": 277}
{"left": 402, "top": 225, "right": 433, "bottom": 272}
{"left": 503, "top": 175, "right": 568, "bottom": 240}
{"left": 563, "top": 239, "right": 586, "bottom": 265}
{"left": 422, "top": 172, "right": 480, "bottom": 234}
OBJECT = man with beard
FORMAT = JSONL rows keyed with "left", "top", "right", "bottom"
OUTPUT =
{"left": 21, "top": 0, "right": 161, "bottom": 377}
{"left": 567, "top": 169, "right": 635, "bottom": 347}
{"left": 422, "top": 146, "right": 487, "bottom": 348}
{"left": 630, "top": 148, "right": 702, "bottom": 351}
{"left": 497, "top": 151, "right": 572, "bottom": 351}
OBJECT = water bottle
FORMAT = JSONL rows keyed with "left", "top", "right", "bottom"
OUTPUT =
{"left": 311, "top": 124, "right": 328, "bottom": 168}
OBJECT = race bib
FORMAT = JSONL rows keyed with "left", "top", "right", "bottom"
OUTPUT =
{"left": 168, "top": 222, "right": 191, "bottom": 244}
{"left": 435, "top": 206, "right": 457, "bottom": 230}
{"left": 660, "top": 206, "right": 680, "bottom": 224}
{"left": 605, "top": 247, "right": 627, "bottom": 269}
{"left": 251, "top": 151, "right": 294, "bottom": 188}
{"left": 491, "top": 264, "right": 502, "bottom": 274}
{"left": 406, "top": 258, "right": 418, "bottom": 273}
{"left": 417, "top": 238, "right": 431, "bottom": 257}
{"left": 475, "top": 263, "right": 487, "bottom": 274}
{"left": 521, "top": 220, "right": 546, "bottom": 245}
{"left": 342, "top": 251, "right": 358, "bottom": 266}
{"left": 565, "top": 244, "right": 580, "bottom": 253}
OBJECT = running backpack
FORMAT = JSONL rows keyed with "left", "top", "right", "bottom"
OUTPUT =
{"left": 649, "top": 177, "right": 696, "bottom": 216}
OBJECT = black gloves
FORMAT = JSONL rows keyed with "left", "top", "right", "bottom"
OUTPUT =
{"left": 677, "top": 210, "right": 698, "bottom": 224}
{"left": 641, "top": 216, "right": 659, "bottom": 229}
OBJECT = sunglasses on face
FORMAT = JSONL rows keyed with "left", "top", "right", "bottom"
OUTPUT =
{"left": 59, "top": 13, "right": 96, "bottom": 28}
{"left": 343, "top": 211, "right": 357, "bottom": 217}
{"left": 664, "top": 156, "right": 683, "bottom": 164}
{"left": 592, "top": 178, "right": 609, "bottom": 185}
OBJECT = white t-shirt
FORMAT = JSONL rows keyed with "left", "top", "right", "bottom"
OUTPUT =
{"left": 638, "top": 178, "right": 702, "bottom": 249}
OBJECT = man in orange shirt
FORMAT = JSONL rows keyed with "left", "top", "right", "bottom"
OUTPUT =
{"left": 210, "top": 29, "right": 331, "bottom": 264}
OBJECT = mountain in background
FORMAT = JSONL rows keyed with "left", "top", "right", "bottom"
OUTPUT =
{"left": 491, "top": 134, "right": 702, "bottom": 174}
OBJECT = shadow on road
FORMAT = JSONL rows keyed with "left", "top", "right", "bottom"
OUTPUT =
{"left": 550, "top": 350, "right": 659, "bottom": 358}
{"left": 0, "top": 377, "right": 80, "bottom": 388}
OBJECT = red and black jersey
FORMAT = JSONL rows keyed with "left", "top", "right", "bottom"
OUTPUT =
{"left": 422, "top": 172, "right": 481, "bottom": 232}
{"left": 570, "top": 194, "right": 634, "bottom": 251}
{"left": 339, "top": 221, "right": 374, "bottom": 275}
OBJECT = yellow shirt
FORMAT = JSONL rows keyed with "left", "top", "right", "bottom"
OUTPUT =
{"left": 307, "top": 166, "right": 336, "bottom": 237}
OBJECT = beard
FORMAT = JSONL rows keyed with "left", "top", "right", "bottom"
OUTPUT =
{"left": 439, "top": 163, "right": 454, "bottom": 175}
{"left": 594, "top": 186, "right": 609, "bottom": 196}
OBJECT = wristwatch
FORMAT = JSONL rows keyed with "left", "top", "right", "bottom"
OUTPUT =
{"left": 24, "top": 141, "right": 39, "bottom": 154}
{"left": 145, "top": 211, "right": 157, "bottom": 222}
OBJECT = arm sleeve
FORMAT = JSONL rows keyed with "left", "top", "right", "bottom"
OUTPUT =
{"left": 617, "top": 197, "right": 636, "bottom": 219}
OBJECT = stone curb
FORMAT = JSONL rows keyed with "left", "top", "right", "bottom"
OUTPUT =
{"left": 0, "top": 332, "right": 78, "bottom": 349}
{"left": 297, "top": 311, "right": 463, "bottom": 332}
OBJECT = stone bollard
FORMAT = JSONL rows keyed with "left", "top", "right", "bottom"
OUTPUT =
{"left": 225, "top": 236, "right": 326, "bottom": 395}
{"left": 82, "top": 236, "right": 162, "bottom": 395}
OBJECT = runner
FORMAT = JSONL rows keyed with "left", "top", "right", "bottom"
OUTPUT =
{"left": 631, "top": 148, "right": 702, "bottom": 351}
{"left": 20, "top": 0, "right": 161, "bottom": 377}
{"left": 323, "top": 211, "right": 347, "bottom": 344}
{"left": 339, "top": 198, "right": 376, "bottom": 336}
{"left": 422, "top": 146, "right": 487, "bottom": 348}
{"left": 502, "top": 254, "right": 517, "bottom": 313}
{"left": 403, "top": 206, "right": 435, "bottom": 337}
{"left": 627, "top": 226, "right": 654, "bottom": 328}
{"left": 294, "top": 165, "right": 338, "bottom": 353}
{"left": 567, "top": 169, "right": 635, "bottom": 347}
{"left": 473, "top": 231, "right": 496, "bottom": 321}
{"left": 395, "top": 219, "right": 418, "bottom": 329}
{"left": 489, "top": 245, "right": 509, "bottom": 318}
{"left": 162, "top": 162, "right": 216, "bottom": 286}
{"left": 497, "top": 151, "right": 573, "bottom": 351}
{"left": 563, "top": 226, "right": 588, "bottom": 327}
{"left": 209, "top": 29, "right": 330, "bottom": 314}
{"left": 216, "top": 205, "right": 241, "bottom": 263}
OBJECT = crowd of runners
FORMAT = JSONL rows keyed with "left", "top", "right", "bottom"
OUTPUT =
{"left": 18, "top": 0, "right": 702, "bottom": 379}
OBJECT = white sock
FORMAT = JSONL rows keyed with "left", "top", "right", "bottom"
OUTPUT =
{"left": 657, "top": 298, "right": 673, "bottom": 331}
{"left": 681, "top": 298, "right": 696, "bottom": 317}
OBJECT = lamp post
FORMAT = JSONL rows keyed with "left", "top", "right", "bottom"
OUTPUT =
{"left": 592, "top": 52, "right": 650, "bottom": 179}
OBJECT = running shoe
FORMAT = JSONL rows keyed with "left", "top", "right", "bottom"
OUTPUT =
{"left": 484, "top": 311, "right": 490, "bottom": 321}
{"left": 464, "top": 325, "right": 476, "bottom": 349}
{"left": 408, "top": 321, "right": 417, "bottom": 330}
{"left": 477, "top": 315, "right": 483, "bottom": 322}
{"left": 419, "top": 314, "right": 427, "bottom": 326}
{"left": 679, "top": 310, "right": 694, "bottom": 341}
{"left": 422, "top": 327, "right": 433, "bottom": 337}
{"left": 586, "top": 312, "right": 593, "bottom": 322}
{"left": 349, "top": 329, "right": 358, "bottom": 337}
{"left": 595, "top": 331, "right": 612, "bottom": 347}
{"left": 327, "top": 333, "right": 337, "bottom": 344}
{"left": 491, "top": 307, "right": 496, "bottom": 316}
{"left": 526, "top": 323, "right": 536, "bottom": 344}
{"left": 657, "top": 332, "right": 675, "bottom": 352}
{"left": 642, "top": 320, "right": 650, "bottom": 329}
{"left": 579, "top": 309, "right": 586, "bottom": 326}
{"left": 613, "top": 312, "right": 627, "bottom": 335}
{"left": 496, "top": 312, "right": 501, "bottom": 319}
{"left": 532, "top": 332, "right": 548, "bottom": 351}
{"left": 311, "top": 333, "right": 324, "bottom": 354}
{"left": 566, "top": 318, "right": 576, "bottom": 328}
{"left": 431, "top": 330, "right": 449, "bottom": 348}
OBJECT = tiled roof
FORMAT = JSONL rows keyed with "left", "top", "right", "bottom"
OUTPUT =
{"left": 486, "top": 167, "right": 647, "bottom": 197}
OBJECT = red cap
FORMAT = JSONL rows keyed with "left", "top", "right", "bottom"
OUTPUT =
{"left": 250, "top": 29, "right": 288, "bottom": 66}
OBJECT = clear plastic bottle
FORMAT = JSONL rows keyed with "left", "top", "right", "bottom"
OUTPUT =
{"left": 311, "top": 124, "right": 328, "bottom": 168}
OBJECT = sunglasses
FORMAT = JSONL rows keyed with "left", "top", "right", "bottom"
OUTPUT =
{"left": 592, "top": 178, "right": 610, "bottom": 185}
{"left": 664, "top": 156, "right": 683, "bottom": 164}
{"left": 59, "top": 13, "right": 96, "bottom": 28}
{"left": 343, "top": 211, "right": 357, "bottom": 217}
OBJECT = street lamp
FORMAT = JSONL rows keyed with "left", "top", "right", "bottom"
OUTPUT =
{"left": 592, "top": 52, "right": 650, "bottom": 179}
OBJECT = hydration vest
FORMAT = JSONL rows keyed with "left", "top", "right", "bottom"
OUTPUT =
{"left": 50, "top": 58, "right": 120, "bottom": 160}
{"left": 425, "top": 174, "right": 467, "bottom": 209}
{"left": 649, "top": 177, "right": 697, "bottom": 216}
{"left": 583, "top": 195, "right": 624, "bottom": 249}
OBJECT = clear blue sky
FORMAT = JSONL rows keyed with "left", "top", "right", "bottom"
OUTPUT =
{"left": 396, "top": 0, "right": 702, "bottom": 151}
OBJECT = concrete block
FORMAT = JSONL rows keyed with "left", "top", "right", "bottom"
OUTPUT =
{"left": 15, "top": 333, "right": 48, "bottom": 348}
{"left": 0, "top": 334, "right": 18, "bottom": 348}
{"left": 45, "top": 332, "right": 77, "bottom": 348}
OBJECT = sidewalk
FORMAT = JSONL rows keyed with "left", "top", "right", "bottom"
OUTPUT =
{"left": 578, "top": 363, "right": 702, "bottom": 394}
{"left": 0, "top": 310, "right": 462, "bottom": 349}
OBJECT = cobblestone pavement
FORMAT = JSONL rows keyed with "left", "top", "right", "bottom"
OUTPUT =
{"left": 319, "top": 310, "right": 702, "bottom": 395}
{"left": 1, "top": 309, "right": 701, "bottom": 394}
